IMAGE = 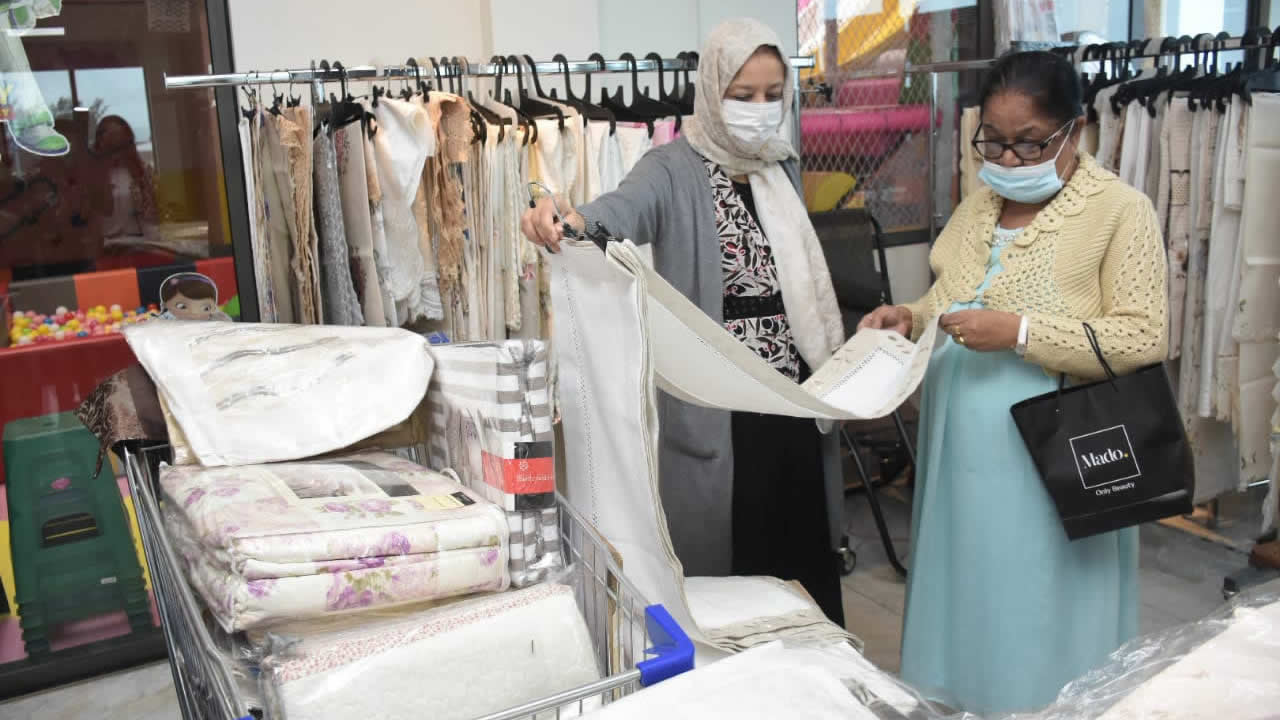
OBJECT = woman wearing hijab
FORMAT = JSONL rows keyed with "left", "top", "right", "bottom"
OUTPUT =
{"left": 521, "top": 18, "right": 846, "bottom": 624}
{"left": 861, "top": 52, "right": 1166, "bottom": 713}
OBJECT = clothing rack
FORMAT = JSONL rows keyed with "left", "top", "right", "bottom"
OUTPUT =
{"left": 164, "top": 54, "right": 816, "bottom": 150}
{"left": 163, "top": 57, "right": 701, "bottom": 90}
{"left": 893, "top": 32, "right": 1276, "bottom": 247}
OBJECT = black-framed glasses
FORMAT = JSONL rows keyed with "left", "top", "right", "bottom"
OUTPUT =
{"left": 971, "top": 119, "right": 1075, "bottom": 162}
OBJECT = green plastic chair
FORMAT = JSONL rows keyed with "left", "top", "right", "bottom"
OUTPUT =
{"left": 3, "top": 411, "right": 149, "bottom": 656}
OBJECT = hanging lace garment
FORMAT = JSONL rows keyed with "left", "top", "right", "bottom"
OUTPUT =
{"left": 491, "top": 125, "right": 524, "bottom": 333}
{"left": 373, "top": 97, "right": 436, "bottom": 325}
{"left": 335, "top": 118, "right": 387, "bottom": 327}
{"left": 289, "top": 106, "right": 322, "bottom": 323}
{"left": 239, "top": 106, "right": 277, "bottom": 323}
{"left": 617, "top": 124, "right": 653, "bottom": 175}
{"left": 584, "top": 120, "right": 624, "bottom": 202}
{"left": 1162, "top": 98, "right": 1193, "bottom": 359}
{"left": 1212, "top": 101, "right": 1249, "bottom": 427}
{"left": 1200, "top": 99, "right": 1246, "bottom": 420}
{"left": 260, "top": 111, "right": 302, "bottom": 323}
{"left": 532, "top": 117, "right": 580, "bottom": 203}
{"left": 1179, "top": 106, "right": 1219, "bottom": 410}
{"left": 360, "top": 102, "right": 399, "bottom": 328}
{"left": 461, "top": 130, "right": 488, "bottom": 340}
{"left": 1231, "top": 94, "right": 1280, "bottom": 494}
{"left": 312, "top": 126, "right": 363, "bottom": 326}
{"left": 425, "top": 92, "right": 472, "bottom": 320}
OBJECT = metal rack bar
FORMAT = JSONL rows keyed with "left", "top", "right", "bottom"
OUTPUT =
{"left": 165, "top": 55, "right": 816, "bottom": 90}
{"left": 816, "top": 34, "right": 1275, "bottom": 84}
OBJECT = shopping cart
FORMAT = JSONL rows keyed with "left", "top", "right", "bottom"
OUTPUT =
{"left": 121, "top": 443, "right": 694, "bottom": 720}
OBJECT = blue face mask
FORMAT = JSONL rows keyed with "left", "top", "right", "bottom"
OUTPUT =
{"left": 978, "top": 120, "right": 1075, "bottom": 204}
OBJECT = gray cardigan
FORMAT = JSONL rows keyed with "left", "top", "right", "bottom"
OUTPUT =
{"left": 580, "top": 138, "right": 838, "bottom": 577}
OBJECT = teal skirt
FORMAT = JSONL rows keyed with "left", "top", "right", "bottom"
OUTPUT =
{"left": 899, "top": 294, "right": 1138, "bottom": 714}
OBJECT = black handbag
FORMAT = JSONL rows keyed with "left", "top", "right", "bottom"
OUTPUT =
{"left": 1010, "top": 323, "right": 1195, "bottom": 540}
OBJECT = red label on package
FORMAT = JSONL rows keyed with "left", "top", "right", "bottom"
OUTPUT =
{"left": 482, "top": 451, "right": 555, "bottom": 495}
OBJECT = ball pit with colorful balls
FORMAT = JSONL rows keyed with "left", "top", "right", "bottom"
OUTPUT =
{"left": 8, "top": 304, "right": 158, "bottom": 346}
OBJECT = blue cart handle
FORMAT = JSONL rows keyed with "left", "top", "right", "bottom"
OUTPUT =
{"left": 636, "top": 604, "right": 695, "bottom": 686}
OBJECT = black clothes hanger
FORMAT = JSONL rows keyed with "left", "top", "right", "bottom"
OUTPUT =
{"left": 1082, "top": 43, "right": 1118, "bottom": 118}
{"left": 463, "top": 57, "right": 511, "bottom": 144}
{"left": 547, "top": 53, "right": 617, "bottom": 134}
{"left": 491, "top": 56, "right": 539, "bottom": 145}
{"left": 266, "top": 69, "right": 285, "bottom": 116}
{"left": 582, "top": 52, "right": 609, "bottom": 105}
{"left": 1243, "top": 25, "right": 1280, "bottom": 99}
{"left": 1140, "top": 36, "right": 1199, "bottom": 115}
{"left": 679, "top": 51, "right": 698, "bottom": 112}
{"left": 1114, "top": 37, "right": 1188, "bottom": 117}
{"left": 399, "top": 58, "right": 418, "bottom": 101}
{"left": 643, "top": 52, "right": 687, "bottom": 131}
{"left": 240, "top": 82, "right": 258, "bottom": 120}
{"left": 511, "top": 55, "right": 566, "bottom": 129}
{"left": 286, "top": 70, "right": 302, "bottom": 108}
{"left": 644, "top": 52, "right": 677, "bottom": 105}
{"left": 323, "top": 62, "right": 364, "bottom": 133}
{"left": 446, "top": 56, "right": 461, "bottom": 95}
{"left": 428, "top": 57, "right": 442, "bottom": 92}
{"left": 1185, "top": 33, "right": 1224, "bottom": 111}
{"left": 600, "top": 53, "right": 681, "bottom": 137}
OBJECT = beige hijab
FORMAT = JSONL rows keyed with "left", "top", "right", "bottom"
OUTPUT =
{"left": 684, "top": 18, "right": 797, "bottom": 175}
{"left": 685, "top": 18, "right": 845, "bottom": 370}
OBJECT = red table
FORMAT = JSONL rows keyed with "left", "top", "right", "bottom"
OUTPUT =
{"left": 0, "top": 335, "right": 138, "bottom": 486}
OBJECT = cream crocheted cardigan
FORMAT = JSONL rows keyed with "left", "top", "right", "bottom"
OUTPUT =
{"left": 905, "top": 152, "right": 1168, "bottom": 380}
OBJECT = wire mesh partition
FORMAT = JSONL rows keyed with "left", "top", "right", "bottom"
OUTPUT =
{"left": 796, "top": 1, "right": 981, "bottom": 236}
{"left": 121, "top": 443, "right": 689, "bottom": 720}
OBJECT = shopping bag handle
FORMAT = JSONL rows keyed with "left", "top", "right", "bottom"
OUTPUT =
{"left": 1052, "top": 322, "right": 1119, "bottom": 411}
{"left": 1081, "top": 322, "right": 1118, "bottom": 382}
{"left": 637, "top": 604, "right": 695, "bottom": 686}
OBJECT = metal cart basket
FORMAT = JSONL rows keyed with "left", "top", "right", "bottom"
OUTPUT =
{"left": 122, "top": 443, "right": 693, "bottom": 720}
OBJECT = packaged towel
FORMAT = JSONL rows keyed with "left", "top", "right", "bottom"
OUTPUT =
{"left": 428, "top": 340, "right": 562, "bottom": 587}
{"left": 427, "top": 339, "right": 555, "bottom": 511}
{"left": 124, "top": 321, "right": 433, "bottom": 467}
{"left": 259, "top": 583, "right": 600, "bottom": 720}
{"left": 160, "top": 452, "right": 509, "bottom": 630}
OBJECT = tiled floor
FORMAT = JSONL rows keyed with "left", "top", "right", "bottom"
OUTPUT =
{"left": 2, "top": 485, "right": 1273, "bottom": 719}
{"left": 0, "top": 661, "right": 178, "bottom": 719}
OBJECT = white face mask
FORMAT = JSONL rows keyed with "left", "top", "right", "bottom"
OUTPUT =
{"left": 722, "top": 99, "right": 783, "bottom": 150}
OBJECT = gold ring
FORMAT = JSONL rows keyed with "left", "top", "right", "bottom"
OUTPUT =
{"left": 956, "top": 334, "right": 966, "bottom": 345}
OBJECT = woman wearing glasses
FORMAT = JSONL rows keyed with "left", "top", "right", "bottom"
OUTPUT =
{"left": 861, "top": 52, "right": 1167, "bottom": 714}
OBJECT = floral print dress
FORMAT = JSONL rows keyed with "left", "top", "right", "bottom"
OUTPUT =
{"left": 703, "top": 158, "right": 802, "bottom": 381}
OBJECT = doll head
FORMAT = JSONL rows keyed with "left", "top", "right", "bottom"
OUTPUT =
{"left": 160, "top": 273, "right": 221, "bottom": 321}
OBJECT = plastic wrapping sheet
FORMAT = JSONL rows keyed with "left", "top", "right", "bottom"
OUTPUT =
{"left": 585, "top": 641, "right": 885, "bottom": 720}
{"left": 1012, "top": 579, "right": 1280, "bottom": 720}
{"left": 123, "top": 321, "right": 433, "bottom": 466}
{"left": 252, "top": 582, "right": 601, "bottom": 720}
{"left": 771, "top": 582, "right": 1280, "bottom": 720}
{"left": 427, "top": 340, "right": 564, "bottom": 587}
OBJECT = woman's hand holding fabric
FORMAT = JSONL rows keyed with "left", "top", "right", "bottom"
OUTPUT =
{"left": 520, "top": 195, "right": 585, "bottom": 254}
{"left": 857, "top": 305, "right": 913, "bottom": 337}
{"left": 939, "top": 310, "right": 1020, "bottom": 352}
